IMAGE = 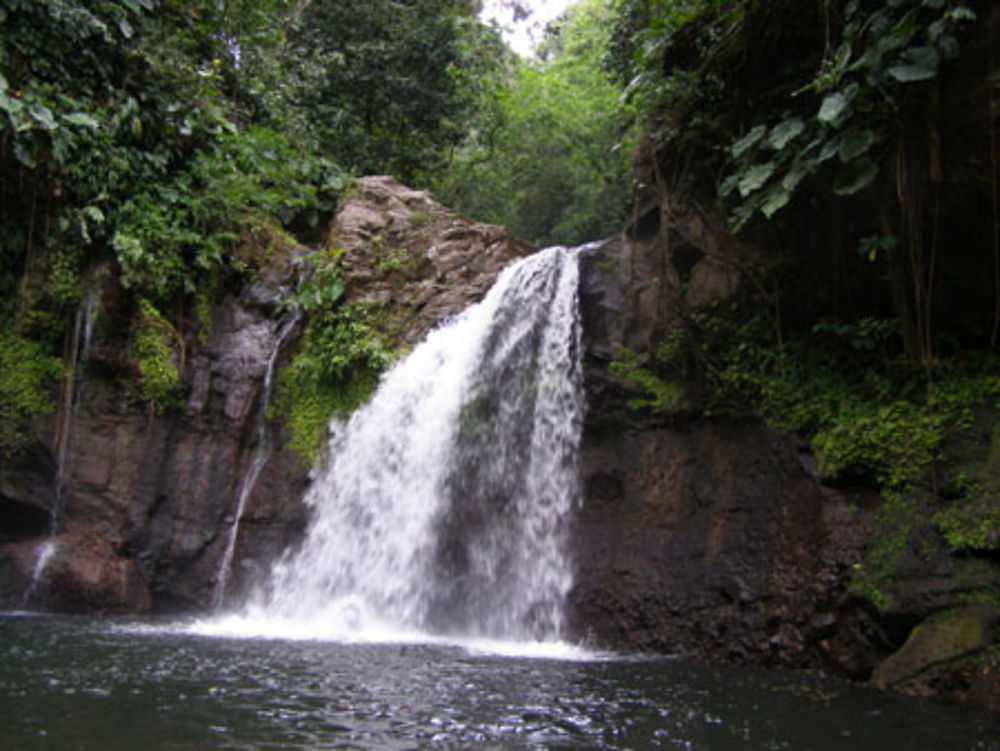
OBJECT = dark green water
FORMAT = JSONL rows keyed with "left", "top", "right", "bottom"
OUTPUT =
{"left": 1, "top": 614, "right": 997, "bottom": 751}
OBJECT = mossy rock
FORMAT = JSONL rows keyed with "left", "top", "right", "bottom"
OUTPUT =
{"left": 871, "top": 604, "right": 1000, "bottom": 690}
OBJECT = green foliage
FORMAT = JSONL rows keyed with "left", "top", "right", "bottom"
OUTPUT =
{"left": 605, "top": 0, "right": 741, "bottom": 150}
{"left": 688, "top": 303, "right": 1000, "bottom": 607}
{"left": 609, "top": 338, "right": 686, "bottom": 414}
{"left": 0, "top": 330, "right": 62, "bottom": 457}
{"left": 434, "top": 0, "right": 632, "bottom": 246}
{"left": 935, "top": 501, "right": 1000, "bottom": 552}
{"left": 291, "top": 0, "right": 482, "bottom": 183}
{"left": 698, "top": 309, "right": 1000, "bottom": 491}
{"left": 287, "top": 249, "right": 346, "bottom": 311}
{"left": 813, "top": 400, "right": 944, "bottom": 488}
{"left": 129, "top": 299, "right": 180, "bottom": 414}
{"left": 111, "top": 125, "right": 336, "bottom": 299}
{"left": 720, "top": 0, "right": 979, "bottom": 227}
{"left": 271, "top": 298, "right": 395, "bottom": 462}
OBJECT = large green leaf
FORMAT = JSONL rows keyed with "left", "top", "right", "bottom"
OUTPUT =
{"left": 28, "top": 104, "right": 56, "bottom": 131}
{"left": 732, "top": 125, "right": 766, "bottom": 157}
{"left": 818, "top": 92, "right": 846, "bottom": 125}
{"left": 760, "top": 184, "right": 791, "bottom": 218}
{"left": 834, "top": 157, "right": 878, "bottom": 196}
{"left": 888, "top": 46, "right": 938, "bottom": 83}
{"left": 837, "top": 128, "right": 875, "bottom": 162}
{"left": 0, "top": 91, "right": 23, "bottom": 117}
{"left": 737, "top": 162, "right": 775, "bottom": 197}
{"left": 767, "top": 118, "right": 804, "bottom": 150}
{"left": 63, "top": 112, "right": 100, "bottom": 128}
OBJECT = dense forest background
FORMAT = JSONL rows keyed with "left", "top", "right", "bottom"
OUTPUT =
{"left": 2, "top": 0, "right": 999, "bottom": 604}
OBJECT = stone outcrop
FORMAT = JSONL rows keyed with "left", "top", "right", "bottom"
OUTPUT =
{"left": 568, "top": 420, "right": 829, "bottom": 661}
{"left": 871, "top": 605, "right": 1000, "bottom": 692}
{"left": 331, "top": 175, "right": 531, "bottom": 348}
{"left": 1, "top": 534, "right": 150, "bottom": 613}
{"left": 0, "top": 256, "right": 312, "bottom": 611}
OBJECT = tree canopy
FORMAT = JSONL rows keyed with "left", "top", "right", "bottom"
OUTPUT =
{"left": 433, "top": 0, "right": 634, "bottom": 247}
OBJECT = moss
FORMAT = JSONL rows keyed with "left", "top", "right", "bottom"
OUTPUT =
{"left": 0, "top": 331, "right": 62, "bottom": 458}
{"left": 230, "top": 217, "right": 299, "bottom": 278}
{"left": 871, "top": 605, "right": 999, "bottom": 689}
{"left": 609, "top": 344, "right": 686, "bottom": 414}
{"left": 408, "top": 209, "right": 433, "bottom": 229}
{"left": 271, "top": 367, "right": 378, "bottom": 460}
{"left": 849, "top": 494, "right": 919, "bottom": 612}
{"left": 270, "top": 301, "right": 395, "bottom": 462}
{"left": 129, "top": 299, "right": 181, "bottom": 414}
{"left": 194, "top": 285, "right": 214, "bottom": 346}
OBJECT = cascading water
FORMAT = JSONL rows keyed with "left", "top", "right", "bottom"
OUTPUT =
{"left": 21, "top": 286, "right": 100, "bottom": 609}
{"left": 212, "top": 312, "right": 301, "bottom": 608}
{"left": 225, "top": 245, "right": 587, "bottom": 644}
{"left": 18, "top": 540, "right": 58, "bottom": 609}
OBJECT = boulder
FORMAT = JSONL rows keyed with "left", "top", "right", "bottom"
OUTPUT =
{"left": 332, "top": 175, "right": 532, "bottom": 349}
{"left": 0, "top": 533, "right": 150, "bottom": 613}
{"left": 871, "top": 605, "right": 1000, "bottom": 695}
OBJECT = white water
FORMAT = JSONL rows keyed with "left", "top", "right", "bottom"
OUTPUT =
{"left": 19, "top": 540, "right": 58, "bottom": 609}
{"left": 212, "top": 312, "right": 301, "bottom": 608}
{"left": 209, "top": 246, "right": 587, "bottom": 649}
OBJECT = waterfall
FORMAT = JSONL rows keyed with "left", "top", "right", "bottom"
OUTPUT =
{"left": 233, "top": 245, "right": 586, "bottom": 644}
{"left": 212, "top": 312, "right": 301, "bottom": 608}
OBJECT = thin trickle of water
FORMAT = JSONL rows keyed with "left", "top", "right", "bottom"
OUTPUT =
{"left": 18, "top": 540, "right": 58, "bottom": 609}
{"left": 212, "top": 312, "right": 301, "bottom": 608}
{"left": 23, "top": 286, "right": 99, "bottom": 608}
{"left": 248, "top": 245, "right": 587, "bottom": 642}
{"left": 51, "top": 285, "right": 100, "bottom": 535}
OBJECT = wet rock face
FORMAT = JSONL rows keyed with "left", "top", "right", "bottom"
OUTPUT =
{"left": 572, "top": 237, "right": 878, "bottom": 672}
{"left": 566, "top": 421, "right": 838, "bottom": 667}
{"left": 0, "top": 258, "right": 312, "bottom": 611}
{"left": 575, "top": 237, "right": 839, "bottom": 665}
{"left": 57, "top": 281, "right": 312, "bottom": 612}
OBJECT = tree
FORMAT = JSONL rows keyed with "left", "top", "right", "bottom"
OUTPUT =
{"left": 291, "top": 0, "right": 482, "bottom": 183}
{"left": 434, "top": 0, "right": 633, "bottom": 247}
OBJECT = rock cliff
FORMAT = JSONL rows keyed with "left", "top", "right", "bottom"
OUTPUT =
{"left": 570, "top": 202, "right": 1000, "bottom": 710}
{"left": 0, "top": 176, "right": 528, "bottom": 613}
